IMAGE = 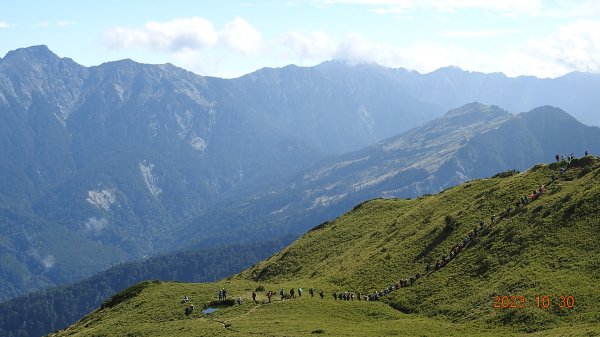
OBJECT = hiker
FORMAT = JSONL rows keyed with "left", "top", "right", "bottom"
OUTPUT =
{"left": 585, "top": 149, "right": 588, "bottom": 156}
{"left": 333, "top": 291, "right": 337, "bottom": 300}
{"left": 319, "top": 290, "right": 324, "bottom": 299}
{"left": 267, "top": 291, "right": 273, "bottom": 303}
{"left": 309, "top": 288, "right": 314, "bottom": 298}
{"left": 222, "top": 288, "right": 227, "bottom": 300}
{"left": 555, "top": 154, "right": 560, "bottom": 162}
{"left": 298, "top": 288, "right": 303, "bottom": 297}
{"left": 185, "top": 304, "right": 195, "bottom": 315}
{"left": 252, "top": 291, "right": 257, "bottom": 303}
{"left": 218, "top": 290, "right": 223, "bottom": 301}
{"left": 237, "top": 296, "right": 243, "bottom": 305}
{"left": 491, "top": 214, "right": 496, "bottom": 223}
{"left": 290, "top": 288, "right": 295, "bottom": 298}
{"left": 280, "top": 288, "right": 285, "bottom": 300}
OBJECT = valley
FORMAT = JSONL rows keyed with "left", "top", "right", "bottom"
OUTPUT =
{"left": 48, "top": 157, "right": 600, "bottom": 336}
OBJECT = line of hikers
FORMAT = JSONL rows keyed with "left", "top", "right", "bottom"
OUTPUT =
{"left": 203, "top": 158, "right": 576, "bottom": 309}
{"left": 556, "top": 152, "right": 586, "bottom": 163}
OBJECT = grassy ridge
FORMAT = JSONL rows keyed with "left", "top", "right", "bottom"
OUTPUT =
{"left": 49, "top": 157, "right": 600, "bottom": 336}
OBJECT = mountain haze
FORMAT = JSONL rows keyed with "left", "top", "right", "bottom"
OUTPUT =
{"left": 2, "top": 45, "right": 600, "bottom": 300}
{"left": 49, "top": 157, "right": 600, "bottom": 336}
{"left": 176, "top": 103, "right": 600, "bottom": 248}
{"left": 0, "top": 46, "right": 437, "bottom": 299}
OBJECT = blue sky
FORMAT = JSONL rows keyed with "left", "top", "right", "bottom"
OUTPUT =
{"left": 2, "top": 0, "right": 600, "bottom": 78}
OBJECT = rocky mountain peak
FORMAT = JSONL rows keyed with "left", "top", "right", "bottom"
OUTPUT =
{"left": 444, "top": 102, "right": 506, "bottom": 117}
{"left": 3, "top": 45, "right": 59, "bottom": 63}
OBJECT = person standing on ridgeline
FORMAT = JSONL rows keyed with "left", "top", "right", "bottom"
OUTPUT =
{"left": 555, "top": 154, "right": 560, "bottom": 162}
{"left": 222, "top": 288, "right": 227, "bottom": 300}
{"left": 585, "top": 150, "right": 589, "bottom": 156}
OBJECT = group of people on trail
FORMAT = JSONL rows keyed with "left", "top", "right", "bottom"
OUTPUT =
{"left": 180, "top": 294, "right": 195, "bottom": 315}
{"left": 556, "top": 150, "right": 589, "bottom": 163}
{"left": 218, "top": 288, "right": 227, "bottom": 301}
{"left": 428, "top": 220, "right": 485, "bottom": 273}
{"left": 520, "top": 185, "right": 546, "bottom": 205}
{"left": 200, "top": 157, "right": 581, "bottom": 310}
{"left": 276, "top": 287, "right": 304, "bottom": 300}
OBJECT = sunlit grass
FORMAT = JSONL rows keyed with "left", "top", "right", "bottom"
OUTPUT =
{"left": 50, "top": 157, "right": 600, "bottom": 337}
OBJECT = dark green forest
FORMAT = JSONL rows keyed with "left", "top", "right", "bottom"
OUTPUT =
{"left": 0, "top": 237, "right": 294, "bottom": 337}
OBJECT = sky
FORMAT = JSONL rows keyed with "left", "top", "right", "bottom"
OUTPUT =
{"left": 1, "top": 0, "right": 600, "bottom": 79}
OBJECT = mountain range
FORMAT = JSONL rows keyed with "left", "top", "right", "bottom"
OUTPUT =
{"left": 47, "top": 157, "right": 600, "bottom": 336}
{"left": 1, "top": 45, "right": 600, "bottom": 300}
{"left": 175, "top": 103, "right": 600, "bottom": 248}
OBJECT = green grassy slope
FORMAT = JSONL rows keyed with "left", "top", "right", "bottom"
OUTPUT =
{"left": 49, "top": 157, "right": 600, "bottom": 337}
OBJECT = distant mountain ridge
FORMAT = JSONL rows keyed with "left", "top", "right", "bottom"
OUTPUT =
{"left": 175, "top": 103, "right": 600, "bottom": 249}
{"left": 0, "top": 46, "right": 439, "bottom": 299}
{"left": 2, "top": 45, "right": 600, "bottom": 300}
{"left": 46, "top": 157, "right": 600, "bottom": 337}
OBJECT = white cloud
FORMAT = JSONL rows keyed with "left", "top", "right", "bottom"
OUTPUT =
{"left": 440, "top": 29, "right": 522, "bottom": 38}
{"left": 283, "top": 31, "right": 483, "bottom": 74}
{"left": 316, "top": 0, "right": 543, "bottom": 15}
{"left": 57, "top": 21, "right": 76, "bottom": 27}
{"left": 281, "top": 18, "right": 600, "bottom": 78}
{"left": 0, "top": 22, "right": 11, "bottom": 28}
{"left": 34, "top": 21, "right": 77, "bottom": 28}
{"left": 103, "top": 17, "right": 219, "bottom": 51}
{"left": 283, "top": 31, "right": 337, "bottom": 59}
{"left": 500, "top": 20, "right": 600, "bottom": 77}
{"left": 102, "top": 17, "right": 263, "bottom": 55}
{"left": 41, "top": 255, "right": 55, "bottom": 269}
{"left": 84, "top": 216, "right": 109, "bottom": 233}
{"left": 220, "top": 17, "right": 263, "bottom": 54}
